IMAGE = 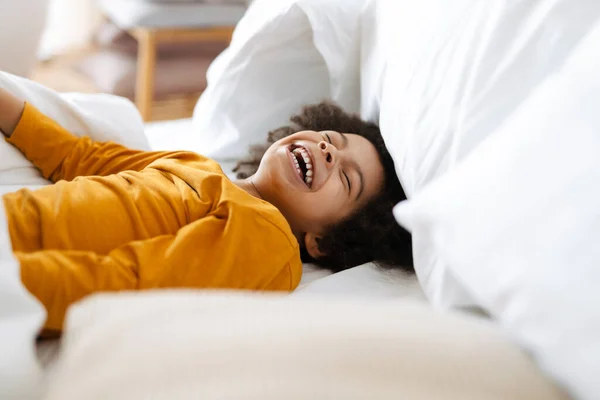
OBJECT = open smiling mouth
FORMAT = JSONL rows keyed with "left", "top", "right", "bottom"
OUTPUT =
{"left": 289, "top": 144, "right": 313, "bottom": 188}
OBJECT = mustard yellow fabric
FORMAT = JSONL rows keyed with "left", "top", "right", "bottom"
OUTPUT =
{"left": 3, "top": 104, "right": 302, "bottom": 331}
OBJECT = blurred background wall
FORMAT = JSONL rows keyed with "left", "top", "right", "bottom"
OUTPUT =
{"left": 0, "top": 0, "right": 49, "bottom": 76}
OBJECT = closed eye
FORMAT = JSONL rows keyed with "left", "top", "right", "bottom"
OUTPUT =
{"left": 324, "top": 133, "right": 332, "bottom": 143}
{"left": 343, "top": 170, "right": 351, "bottom": 193}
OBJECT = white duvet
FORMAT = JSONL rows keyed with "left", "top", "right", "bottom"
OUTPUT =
{"left": 0, "top": 71, "right": 149, "bottom": 399}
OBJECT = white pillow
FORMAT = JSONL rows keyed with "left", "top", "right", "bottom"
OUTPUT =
{"left": 376, "top": 0, "right": 600, "bottom": 307}
{"left": 357, "top": 0, "right": 386, "bottom": 122}
{"left": 191, "top": 0, "right": 366, "bottom": 161}
{"left": 394, "top": 18, "right": 600, "bottom": 400}
{"left": 0, "top": 71, "right": 149, "bottom": 186}
{"left": 44, "top": 292, "right": 565, "bottom": 400}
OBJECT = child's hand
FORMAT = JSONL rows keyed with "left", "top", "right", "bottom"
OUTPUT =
{"left": 0, "top": 87, "right": 26, "bottom": 137}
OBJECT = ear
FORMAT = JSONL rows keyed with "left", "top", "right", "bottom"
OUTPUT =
{"left": 304, "top": 232, "right": 327, "bottom": 259}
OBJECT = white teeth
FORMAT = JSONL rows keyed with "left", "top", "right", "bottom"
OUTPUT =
{"left": 296, "top": 148, "right": 311, "bottom": 164}
{"left": 291, "top": 145, "right": 314, "bottom": 187}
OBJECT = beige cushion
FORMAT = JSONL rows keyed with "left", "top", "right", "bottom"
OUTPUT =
{"left": 97, "top": 0, "right": 247, "bottom": 28}
{"left": 44, "top": 292, "right": 569, "bottom": 400}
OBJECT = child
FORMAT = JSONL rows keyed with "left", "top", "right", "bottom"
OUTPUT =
{"left": 0, "top": 88, "right": 412, "bottom": 332}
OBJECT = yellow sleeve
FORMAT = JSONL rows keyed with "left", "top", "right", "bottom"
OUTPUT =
{"left": 17, "top": 214, "right": 297, "bottom": 331}
{"left": 6, "top": 103, "right": 185, "bottom": 182}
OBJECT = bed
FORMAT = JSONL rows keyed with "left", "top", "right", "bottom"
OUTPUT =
{"left": 15, "top": 99, "right": 563, "bottom": 400}
{"left": 34, "top": 116, "right": 427, "bottom": 379}
{"left": 1, "top": 0, "right": 599, "bottom": 398}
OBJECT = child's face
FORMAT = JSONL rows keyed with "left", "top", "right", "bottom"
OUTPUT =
{"left": 252, "top": 129, "right": 384, "bottom": 253}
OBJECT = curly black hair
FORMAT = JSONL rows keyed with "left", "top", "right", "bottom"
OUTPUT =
{"left": 234, "top": 102, "right": 413, "bottom": 273}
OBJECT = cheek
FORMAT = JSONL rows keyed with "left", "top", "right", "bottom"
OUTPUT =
{"left": 299, "top": 185, "right": 346, "bottom": 222}
{"left": 281, "top": 192, "right": 335, "bottom": 231}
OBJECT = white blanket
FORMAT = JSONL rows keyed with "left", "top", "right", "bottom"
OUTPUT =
{"left": 0, "top": 71, "right": 149, "bottom": 187}
{"left": 0, "top": 71, "right": 148, "bottom": 399}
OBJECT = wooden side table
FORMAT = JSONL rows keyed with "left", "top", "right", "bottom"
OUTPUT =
{"left": 129, "top": 26, "right": 234, "bottom": 121}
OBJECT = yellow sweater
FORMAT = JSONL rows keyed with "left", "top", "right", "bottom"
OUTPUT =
{"left": 3, "top": 104, "right": 302, "bottom": 331}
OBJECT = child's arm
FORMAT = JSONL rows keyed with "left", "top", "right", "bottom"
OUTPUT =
{"left": 16, "top": 213, "right": 296, "bottom": 331}
{"left": 0, "top": 87, "right": 26, "bottom": 137}
{"left": 0, "top": 88, "right": 186, "bottom": 182}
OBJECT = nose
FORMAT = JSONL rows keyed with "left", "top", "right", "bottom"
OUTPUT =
{"left": 318, "top": 141, "right": 336, "bottom": 166}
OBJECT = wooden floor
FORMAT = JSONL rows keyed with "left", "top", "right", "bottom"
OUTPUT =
{"left": 30, "top": 49, "right": 199, "bottom": 122}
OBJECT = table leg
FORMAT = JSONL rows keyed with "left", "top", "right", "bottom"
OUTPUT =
{"left": 135, "top": 29, "right": 156, "bottom": 121}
